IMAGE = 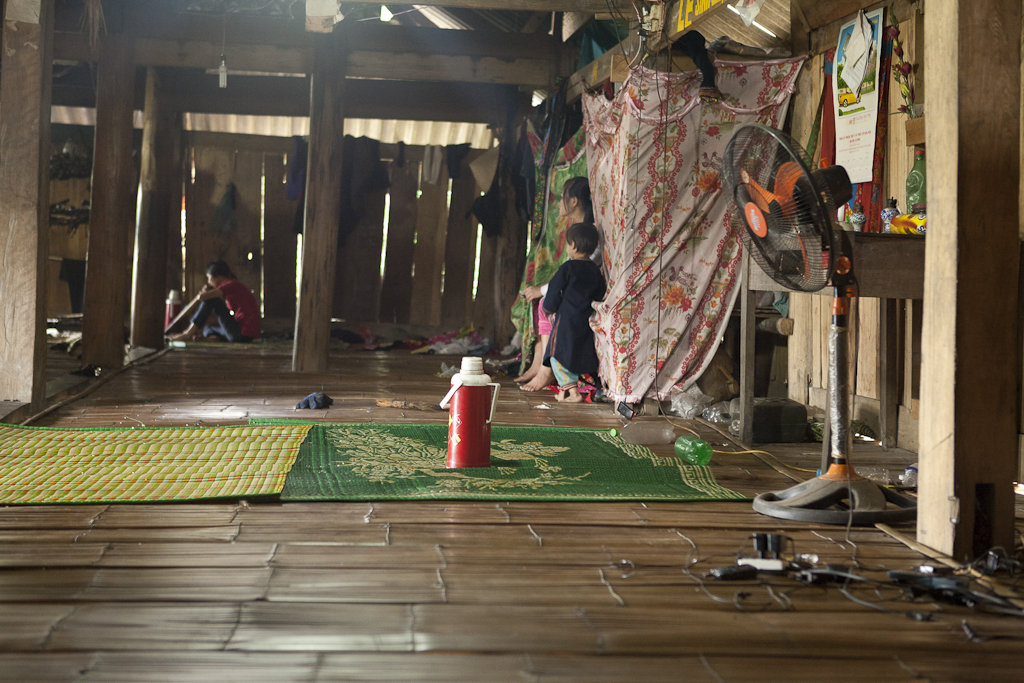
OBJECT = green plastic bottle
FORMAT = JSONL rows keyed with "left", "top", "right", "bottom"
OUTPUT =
{"left": 905, "top": 150, "right": 927, "bottom": 211}
{"left": 674, "top": 435, "right": 713, "bottom": 466}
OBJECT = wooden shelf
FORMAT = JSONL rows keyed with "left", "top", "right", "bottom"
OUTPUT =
{"left": 905, "top": 116, "right": 925, "bottom": 146}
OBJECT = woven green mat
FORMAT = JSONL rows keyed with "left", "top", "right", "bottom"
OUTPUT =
{"left": 252, "top": 421, "right": 746, "bottom": 502}
{"left": 0, "top": 423, "right": 312, "bottom": 504}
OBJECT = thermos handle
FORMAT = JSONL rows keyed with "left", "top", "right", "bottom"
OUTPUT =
{"left": 439, "top": 379, "right": 462, "bottom": 409}
{"left": 486, "top": 383, "right": 500, "bottom": 424}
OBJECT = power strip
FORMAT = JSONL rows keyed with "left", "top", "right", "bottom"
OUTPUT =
{"left": 737, "top": 558, "right": 785, "bottom": 572}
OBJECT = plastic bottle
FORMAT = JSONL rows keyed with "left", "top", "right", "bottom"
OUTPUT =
{"left": 614, "top": 421, "right": 677, "bottom": 445}
{"left": 674, "top": 435, "right": 713, "bottom": 465}
{"left": 702, "top": 401, "right": 731, "bottom": 425}
{"left": 906, "top": 150, "right": 927, "bottom": 211}
{"left": 900, "top": 463, "right": 918, "bottom": 488}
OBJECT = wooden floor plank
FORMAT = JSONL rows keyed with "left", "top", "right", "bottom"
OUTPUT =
{"left": 229, "top": 602, "right": 414, "bottom": 651}
{"left": 1, "top": 345, "right": 1016, "bottom": 682}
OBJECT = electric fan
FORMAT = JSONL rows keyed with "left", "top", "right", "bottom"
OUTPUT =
{"left": 723, "top": 124, "right": 916, "bottom": 524}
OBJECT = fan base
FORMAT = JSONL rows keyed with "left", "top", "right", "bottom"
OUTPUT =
{"left": 752, "top": 474, "right": 917, "bottom": 525}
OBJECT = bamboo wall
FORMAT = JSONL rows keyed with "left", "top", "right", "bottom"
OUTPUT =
{"left": 181, "top": 134, "right": 496, "bottom": 336}
{"left": 787, "top": 11, "right": 924, "bottom": 450}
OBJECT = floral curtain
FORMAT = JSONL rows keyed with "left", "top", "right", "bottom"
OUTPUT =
{"left": 583, "top": 58, "right": 805, "bottom": 403}
{"left": 511, "top": 126, "right": 588, "bottom": 364}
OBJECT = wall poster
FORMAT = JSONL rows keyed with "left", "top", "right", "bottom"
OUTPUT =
{"left": 833, "top": 8, "right": 884, "bottom": 183}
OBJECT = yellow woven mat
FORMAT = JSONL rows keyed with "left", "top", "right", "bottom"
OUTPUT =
{"left": 0, "top": 424, "right": 313, "bottom": 504}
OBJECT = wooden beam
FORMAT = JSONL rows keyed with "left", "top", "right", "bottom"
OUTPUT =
{"left": 918, "top": 0, "right": 1020, "bottom": 559}
{"left": 0, "top": 0, "right": 53, "bottom": 405}
{"left": 292, "top": 26, "right": 347, "bottom": 373}
{"left": 54, "top": 73, "right": 516, "bottom": 124}
{"left": 562, "top": 12, "right": 593, "bottom": 42}
{"left": 130, "top": 68, "right": 179, "bottom": 350}
{"left": 327, "top": 1, "right": 628, "bottom": 11}
{"left": 53, "top": 18, "right": 562, "bottom": 84}
{"left": 81, "top": 10, "right": 137, "bottom": 369}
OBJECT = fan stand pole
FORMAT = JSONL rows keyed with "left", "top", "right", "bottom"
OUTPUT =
{"left": 752, "top": 289, "right": 916, "bottom": 525}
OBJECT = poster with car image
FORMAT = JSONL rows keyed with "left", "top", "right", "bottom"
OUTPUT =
{"left": 833, "top": 8, "right": 883, "bottom": 184}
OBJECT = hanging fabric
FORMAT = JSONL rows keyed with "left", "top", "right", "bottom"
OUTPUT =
{"left": 584, "top": 57, "right": 805, "bottom": 403}
{"left": 209, "top": 182, "right": 237, "bottom": 235}
{"left": 510, "top": 127, "right": 588, "bottom": 367}
{"left": 286, "top": 136, "right": 307, "bottom": 201}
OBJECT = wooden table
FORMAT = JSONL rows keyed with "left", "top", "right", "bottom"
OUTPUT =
{"left": 738, "top": 232, "right": 926, "bottom": 452}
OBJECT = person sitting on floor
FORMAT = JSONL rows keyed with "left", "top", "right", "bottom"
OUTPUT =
{"left": 170, "top": 260, "right": 261, "bottom": 343}
{"left": 541, "top": 222, "right": 606, "bottom": 403}
{"left": 517, "top": 176, "right": 597, "bottom": 392}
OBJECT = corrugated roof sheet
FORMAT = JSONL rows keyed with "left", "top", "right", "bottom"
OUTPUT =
{"left": 50, "top": 106, "right": 493, "bottom": 149}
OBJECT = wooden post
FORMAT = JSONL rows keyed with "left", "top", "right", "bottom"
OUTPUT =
{"left": 919, "top": 0, "right": 1020, "bottom": 559}
{"left": 81, "top": 8, "right": 136, "bottom": 369}
{"left": 0, "top": 0, "right": 53, "bottom": 405}
{"left": 878, "top": 298, "right": 900, "bottom": 449}
{"left": 292, "top": 24, "right": 346, "bottom": 372}
{"left": 131, "top": 67, "right": 179, "bottom": 349}
{"left": 738, "top": 254, "right": 755, "bottom": 445}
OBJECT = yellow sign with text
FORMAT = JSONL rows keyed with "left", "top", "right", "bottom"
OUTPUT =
{"left": 677, "top": 0, "right": 729, "bottom": 33}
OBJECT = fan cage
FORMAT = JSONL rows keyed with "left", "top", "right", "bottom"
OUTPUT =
{"left": 723, "top": 124, "right": 838, "bottom": 293}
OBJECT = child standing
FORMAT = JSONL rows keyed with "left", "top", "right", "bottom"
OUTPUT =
{"left": 542, "top": 222, "right": 606, "bottom": 402}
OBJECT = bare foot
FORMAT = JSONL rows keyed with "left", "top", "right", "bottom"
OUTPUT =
{"left": 514, "top": 366, "right": 538, "bottom": 384}
{"left": 519, "top": 366, "right": 554, "bottom": 392}
{"left": 169, "top": 330, "right": 197, "bottom": 342}
{"left": 562, "top": 387, "right": 584, "bottom": 403}
{"left": 554, "top": 389, "right": 567, "bottom": 402}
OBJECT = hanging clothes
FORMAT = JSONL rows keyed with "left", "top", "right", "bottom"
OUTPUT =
{"left": 446, "top": 143, "right": 472, "bottom": 179}
{"left": 338, "top": 136, "right": 391, "bottom": 240}
{"left": 584, "top": 57, "right": 805, "bottom": 403}
{"left": 286, "top": 136, "right": 308, "bottom": 201}
{"left": 422, "top": 145, "right": 444, "bottom": 185}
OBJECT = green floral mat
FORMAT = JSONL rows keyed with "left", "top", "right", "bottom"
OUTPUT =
{"left": 252, "top": 421, "right": 746, "bottom": 502}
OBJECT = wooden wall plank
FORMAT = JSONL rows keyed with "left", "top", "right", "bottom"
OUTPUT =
{"left": 335, "top": 187, "right": 386, "bottom": 323}
{"left": 183, "top": 145, "right": 235, "bottom": 300}
{"left": 472, "top": 231, "right": 498, "bottom": 339}
{"left": 232, "top": 150, "right": 265, "bottom": 312}
{"left": 918, "top": 0, "right": 1020, "bottom": 558}
{"left": 81, "top": 18, "right": 136, "bottom": 369}
{"left": 855, "top": 298, "right": 878, "bottom": 400}
{"left": 261, "top": 153, "right": 297, "bottom": 321}
{"left": 47, "top": 179, "right": 91, "bottom": 316}
{"left": 293, "top": 27, "right": 346, "bottom": 372}
{"left": 379, "top": 147, "right": 421, "bottom": 325}
{"left": 0, "top": 0, "right": 53, "bottom": 404}
{"left": 440, "top": 152, "right": 483, "bottom": 329}
{"left": 408, "top": 161, "right": 450, "bottom": 326}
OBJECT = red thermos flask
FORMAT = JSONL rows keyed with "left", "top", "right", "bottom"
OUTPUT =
{"left": 439, "top": 357, "right": 501, "bottom": 468}
{"left": 165, "top": 289, "right": 183, "bottom": 329}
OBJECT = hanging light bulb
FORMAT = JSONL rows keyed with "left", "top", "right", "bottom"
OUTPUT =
{"left": 219, "top": 54, "right": 227, "bottom": 88}
{"left": 380, "top": 5, "right": 393, "bottom": 22}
